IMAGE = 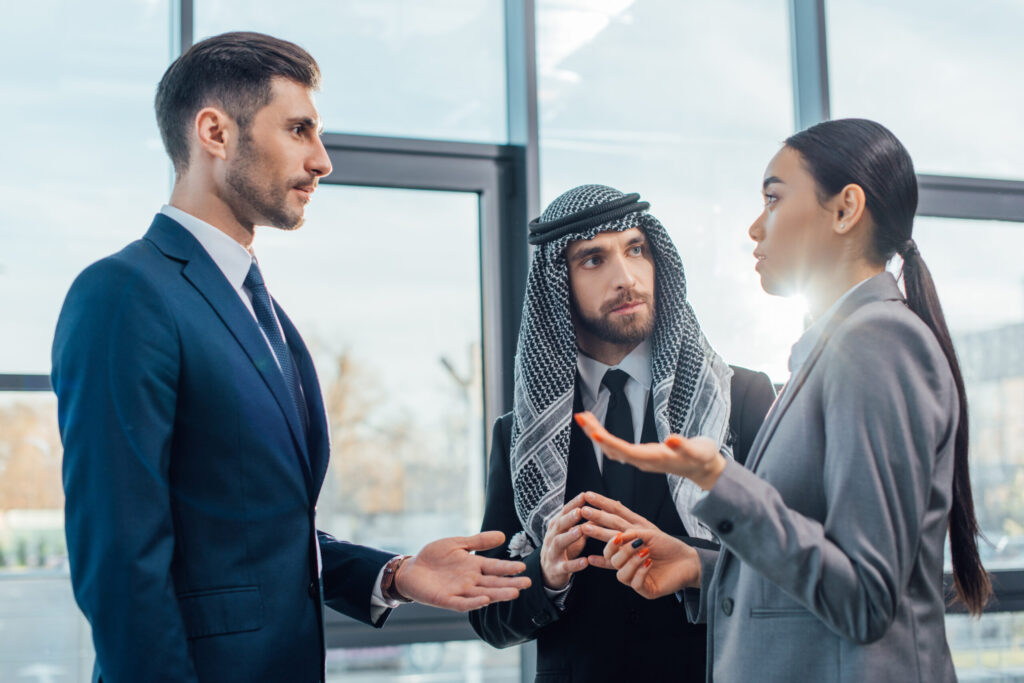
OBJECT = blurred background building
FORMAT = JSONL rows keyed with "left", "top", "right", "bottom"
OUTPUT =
{"left": 2, "top": 0, "right": 1024, "bottom": 680}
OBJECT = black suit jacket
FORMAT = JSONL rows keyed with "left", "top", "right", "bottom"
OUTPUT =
{"left": 469, "top": 366, "right": 775, "bottom": 682}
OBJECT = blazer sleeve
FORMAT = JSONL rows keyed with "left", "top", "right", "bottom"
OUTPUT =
{"left": 467, "top": 416, "right": 562, "bottom": 647}
{"left": 52, "top": 260, "right": 199, "bottom": 683}
{"left": 692, "top": 310, "right": 956, "bottom": 644}
{"left": 318, "top": 532, "right": 395, "bottom": 626}
{"left": 682, "top": 547, "right": 720, "bottom": 624}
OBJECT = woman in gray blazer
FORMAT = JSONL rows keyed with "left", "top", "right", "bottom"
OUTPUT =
{"left": 574, "top": 118, "right": 990, "bottom": 682}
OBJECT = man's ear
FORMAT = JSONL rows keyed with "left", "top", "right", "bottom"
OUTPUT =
{"left": 832, "top": 183, "right": 866, "bottom": 236}
{"left": 193, "top": 106, "right": 232, "bottom": 162}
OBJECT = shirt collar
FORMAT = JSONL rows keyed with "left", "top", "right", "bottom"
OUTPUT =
{"left": 576, "top": 338, "right": 653, "bottom": 404}
{"left": 787, "top": 276, "right": 872, "bottom": 376}
{"left": 160, "top": 204, "right": 254, "bottom": 290}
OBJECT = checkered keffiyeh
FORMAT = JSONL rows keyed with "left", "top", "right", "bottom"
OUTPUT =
{"left": 509, "top": 185, "right": 733, "bottom": 556}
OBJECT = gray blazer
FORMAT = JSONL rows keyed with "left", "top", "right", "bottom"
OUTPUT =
{"left": 685, "top": 273, "right": 959, "bottom": 683}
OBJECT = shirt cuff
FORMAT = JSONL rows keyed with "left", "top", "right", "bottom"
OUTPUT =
{"left": 370, "top": 559, "right": 402, "bottom": 623}
{"left": 543, "top": 577, "right": 573, "bottom": 610}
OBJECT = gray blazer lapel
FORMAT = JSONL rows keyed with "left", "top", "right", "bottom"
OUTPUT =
{"left": 743, "top": 273, "right": 904, "bottom": 474}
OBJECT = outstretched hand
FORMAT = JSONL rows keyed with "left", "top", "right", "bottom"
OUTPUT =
{"left": 573, "top": 411, "right": 726, "bottom": 489}
{"left": 395, "top": 531, "right": 531, "bottom": 612}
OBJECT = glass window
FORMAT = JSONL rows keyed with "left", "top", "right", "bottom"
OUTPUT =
{"left": 327, "top": 641, "right": 519, "bottom": 681}
{"left": 0, "top": 0, "right": 173, "bottom": 374}
{"left": 913, "top": 217, "right": 1024, "bottom": 568}
{"left": 195, "top": 0, "right": 508, "bottom": 143}
{"left": 536, "top": 0, "right": 800, "bottom": 381}
{"left": 0, "top": 390, "right": 93, "bottom": 680}
{"left": 827, "top": 0, "right": 1024, "bottom": 180}
{"left": 256, "top": 185, "right": 486, "bottom": 551}
{"left": 947, "top": 611, "right": 1024, "bottom": 678}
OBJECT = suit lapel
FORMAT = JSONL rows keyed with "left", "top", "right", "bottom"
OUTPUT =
{"left": 631, "top": 394, "right": 672, "bottom": 525}
{"left": 743, "top": 272, "right": 905, "bottom": 476}
{"left": 144, "top": 215, "right": 313, "bottom": 488}
{"left": 566, "top": 384, "right": 605, "bottom": 499}
{"left": 277, "top": 303, "right": 330, "bottom": 495}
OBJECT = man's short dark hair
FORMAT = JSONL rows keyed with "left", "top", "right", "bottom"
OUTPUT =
{"left": 155, "top": 31, "right": 321, "bottom": 174}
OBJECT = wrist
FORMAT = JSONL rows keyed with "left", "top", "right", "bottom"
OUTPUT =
{"left": 382, "top": 554, "right": 414, "bottom": 603}
{"left": 695, "top": 453, "right": 726, "bottom": 491}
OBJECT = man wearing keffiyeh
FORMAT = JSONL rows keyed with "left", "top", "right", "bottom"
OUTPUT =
{"left": 469, "top": 184, "right": 776, "bottom": 682}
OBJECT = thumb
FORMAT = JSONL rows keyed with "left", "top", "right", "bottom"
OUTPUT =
{"left": 463, "top": 530, "right": 506, "bottom": 552}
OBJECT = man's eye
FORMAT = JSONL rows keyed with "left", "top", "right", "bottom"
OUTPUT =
{"left": 583, "top": 257, "right": 600, "bottom": 267}
{"left": 629, "top": 245, "right": 644, "bottom": 255}
{"left": 291, "top": 125, "right": 305, "bottom": 135}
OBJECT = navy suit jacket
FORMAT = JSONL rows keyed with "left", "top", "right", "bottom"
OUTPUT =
{"left": 52, "top": 214, "right": 393, "bottom": 683}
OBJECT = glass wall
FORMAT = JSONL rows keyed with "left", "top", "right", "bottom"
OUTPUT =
{"left": 256, "top": 185, "right": 486, "bottom": 553}
{"left": 828, "top": 0, "right": 1024, "bottom": 180}
{"left": 3, "top": 1, "right": 1024, "bottom": 680}
{"left": 536, "top": 0, "right": 800, "bottom": 381}
{"left": 196, "top": 0, "right": 509, "bottom": 142}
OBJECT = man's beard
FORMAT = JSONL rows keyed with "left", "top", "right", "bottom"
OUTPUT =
{"left": 226, "top": 135, "right": 306, "bottom": 231}
{"left": 573, "top": 291, "right": 656, "bottom": 345}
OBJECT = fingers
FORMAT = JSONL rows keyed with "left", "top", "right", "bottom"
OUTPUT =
{"left": 462, "top": 530, "right": 506, "bottom": 552}
{"left": 581, "top": 491, "right": 644, "bottom": 526}
{"left": 629, "top": 556, "right": 655, "bottom": 593}
{"left": 472, "top": 574, "right": 532, "bottom": 590}
{"left": 579, "top": 522, "right": 619, "bottom": 543}
{"left": 559, "top": 491, "right": 587, "bottom": 514}
{"left": 478, "top": 557, "right": 528, "bottom": 576}
{"left": 574, "top": 412, "right": 673, "bottom": 473}
{"left": 547, "top": 506, "right": 583, "bottom": 536}
{"left": 547, "top": 524, "right": 585, "bottom": 558}
{"left": 603, "top": 530, "right": 641, "bottom": 565}
{"left": 579, "top": 506, "right": 631, "bottom": 532}
{"left": 616, "top": 546, "right": 650, "bottom": 587}
{"left": 586, "top": 554, "right": 614, "bottom": 570}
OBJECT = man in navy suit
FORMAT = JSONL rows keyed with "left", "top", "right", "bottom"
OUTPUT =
{"left": 51, "top": 32, "right": 529, "bottom": 683}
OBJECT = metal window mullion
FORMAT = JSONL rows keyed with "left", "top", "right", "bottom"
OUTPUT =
{"left": 789, "top": 0, "right": 830, "bottom": 132}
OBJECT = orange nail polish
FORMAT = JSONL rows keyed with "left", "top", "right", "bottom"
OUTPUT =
{"left": 613, "top": 533, "right": 624, "bottom": 545}
{"left": 666, "top": 435, "right": 683, "bottom": 448}
{"left": 592, "top": 432, "right": 604, "bottom": 443}
{"left": 643, "top": 557, "right": 652, "bottom": 568}
{"left": 574, "top": 413, "right": 586, "bottom": 427}
{"left": 638, "top": 547, "right": 650, "bottom": 558}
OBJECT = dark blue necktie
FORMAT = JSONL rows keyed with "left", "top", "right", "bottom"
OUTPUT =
{"left": 601, "top": 369, "right": 634, "bottom": 503}
{"left": 244, "top": 260, "right": 306, "bottom": 429}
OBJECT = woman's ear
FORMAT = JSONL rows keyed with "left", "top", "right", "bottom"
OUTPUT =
{"left": 833, "top": 183, "right": 866, "bottom": 235}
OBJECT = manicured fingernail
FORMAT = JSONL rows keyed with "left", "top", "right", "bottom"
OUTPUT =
{"left": 643, "top": 557, "right": 652, "bottom": 568}
{"left": 574, "top": 413, "right": 586, "bottom": 427}
{"left": 638, "top": 548, "right": 650, "bottom": 558}
{"left": 631, "top": 538, "right": 643, "bottom": 549}
{"left": 666, "top": 435, "right": 683, "bottom": 448}
{"left": 613, "top": 533, "right": 624, "bottom": 545}
{"left": 591, "top": 432, "right": 604, "bottom": 443}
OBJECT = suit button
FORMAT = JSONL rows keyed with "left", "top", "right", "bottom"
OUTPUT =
{"left": 531, "top": 614, "right": 550, "bottom": 627}
{"left": 308, "top": 581, "right": 318, "bottom": 599}
{"left": 717, "top": 520, "right": 734, "bottom": 534}
{"left": 722, "top": 598, "right": 734, "bottom": 616}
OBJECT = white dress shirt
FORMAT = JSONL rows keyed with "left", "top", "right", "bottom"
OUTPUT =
{"left": 787, "top": 277, "right": 872, "bottom": 378}
{"left": 546, "top": 340, "right": 653, "bottom": 605}
{"left": 576, "top": 339, "right": 653, "bottom": 471}
{"left": 159, "top": 206, "right": 398, "bottom": 619}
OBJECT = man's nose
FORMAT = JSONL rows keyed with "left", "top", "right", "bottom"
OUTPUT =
{"left": 308, "top": 135, "right": 333, "bottom": 178}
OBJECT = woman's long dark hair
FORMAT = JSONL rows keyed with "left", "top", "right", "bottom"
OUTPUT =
{"left": 785, "top": 118, "right": 991, "bottom": 615}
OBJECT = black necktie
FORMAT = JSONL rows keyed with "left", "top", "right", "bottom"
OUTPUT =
{"left": 244, "top": 260, "right": 307, "bottom": 430}
{"left": 601, "top": 369, "right": 634, "bottom": 502}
